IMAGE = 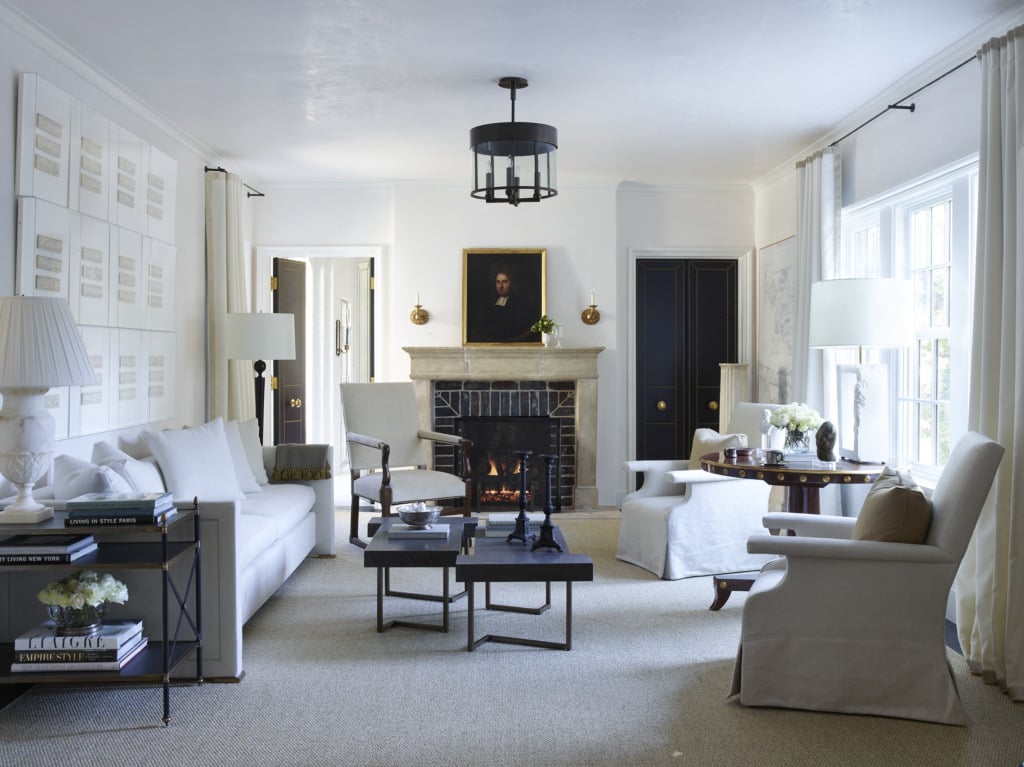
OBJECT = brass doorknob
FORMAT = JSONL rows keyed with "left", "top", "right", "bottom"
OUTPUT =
{"left": 289, "top": 398, "right": 302, "bottom": 408}
{"left": 708, "top": 400, "right": 719, "bottom": 411}
{"left": 656, "top": 400, "right": 667, "bottom": 411}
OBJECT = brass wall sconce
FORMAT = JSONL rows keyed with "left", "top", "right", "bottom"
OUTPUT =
{"left": 410, "top": 292, "right": 429, "bottom": 325}
{"left": 581, "top": 289, "right": 600, "bottom": 325}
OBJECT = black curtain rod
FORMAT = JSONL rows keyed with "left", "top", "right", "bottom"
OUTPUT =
{"left": 203, "top": 165, "right": 265, "bottom": 198}
{"left": 829, "top": 54, "right": 976, "bottom": 148}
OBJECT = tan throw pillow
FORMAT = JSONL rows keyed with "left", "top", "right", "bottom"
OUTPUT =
{"left": 853, "top": 466, "right": 932, "bottom": 543}
{"left": 688, "top": 428, "right": 748, "bottom": 470}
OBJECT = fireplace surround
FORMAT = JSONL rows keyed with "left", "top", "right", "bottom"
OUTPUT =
{"left": 404, "top": 346, "right": 603, "bottom": 509}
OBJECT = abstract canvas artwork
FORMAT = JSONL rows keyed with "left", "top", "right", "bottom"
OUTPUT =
{"left": 756, "top": 236, "right": 797, "bottom": 404}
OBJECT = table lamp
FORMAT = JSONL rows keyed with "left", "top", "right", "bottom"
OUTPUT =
{"left": 0, "top": 296, "right": 97, "bottom": 523}
{"left": 809, "top": 277, "right": 913, "bottom": 463}
{"left": 224, "top": 312, "right": 296, "bottom": 444}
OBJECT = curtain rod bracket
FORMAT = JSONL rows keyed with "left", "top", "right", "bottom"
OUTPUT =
{"left": 887, "top": 103, "right": 916, "bottom": 112}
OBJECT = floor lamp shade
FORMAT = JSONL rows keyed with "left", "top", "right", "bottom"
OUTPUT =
{"left": 224, "top": 313, "right": 296, "bottom": 443}
{"left": 0, "top": 296, "right": 97, "bottom": 523}
{"left": 809, "top": 278, "right": 913, "bottom": 463}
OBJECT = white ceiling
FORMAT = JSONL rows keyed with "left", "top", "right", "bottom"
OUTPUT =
{"left": 4, "top": 0, "right": 1023, "bottom": 188}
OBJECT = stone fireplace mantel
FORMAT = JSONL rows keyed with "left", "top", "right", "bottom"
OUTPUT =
{"left": 404, "top": 346, "right": 604, "bottom": 509}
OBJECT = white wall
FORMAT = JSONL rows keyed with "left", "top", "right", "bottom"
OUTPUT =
{"left": 754, "top": 55, "right": 984, "bottom": 247}
{"left": 253, "top": 181, "right": 754, "bottom": 506}
{"left": 0, "top": 13, "right": 210, "bottom": 460}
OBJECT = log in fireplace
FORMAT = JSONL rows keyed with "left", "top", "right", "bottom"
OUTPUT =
{"left": 456, "top": 416, "right": 560, "bottom": 511}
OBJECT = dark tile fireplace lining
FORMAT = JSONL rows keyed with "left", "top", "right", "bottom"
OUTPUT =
{"left": 456, "top": 417, "right": 560, "bottom": 511}
{"left": 431, "top": 380, "right": 576, "bottom": 509}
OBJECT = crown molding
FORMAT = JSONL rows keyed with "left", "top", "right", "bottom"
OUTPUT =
{"left": 0, "top": 2, "right": 218, "bottom": 164}
{"left": 752, "top": 5, "right": 1024, "bottom": 193}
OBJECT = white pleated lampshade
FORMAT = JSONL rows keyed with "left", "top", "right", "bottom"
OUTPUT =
{"left": 0, "top": 296, "right": 97, "bottom": 388}
{"left": 808, "top": 278, "right": 915, "bottom": 349}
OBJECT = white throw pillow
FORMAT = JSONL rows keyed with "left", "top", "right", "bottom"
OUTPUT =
{"left": 688, "top": 428, "right": 748, "bottom": 470}
{"left": 91, "top": 441, "right": 167, "bottom": 493}
{"left": 142, "top": 417, "right": 244, "bottom": 502}
{"left": 237, "top": 418, "right": 269, "bottom": 485}
{"left": 225, "top": 420, "right": 263, "bottom": 494}
{"left": 53, "top": 454, "right": 132, "bottom": 500}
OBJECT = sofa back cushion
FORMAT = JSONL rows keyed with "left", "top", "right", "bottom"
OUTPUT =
{"left": 224, "top": 420, "right": 263, "bottom": 494}
{"left": 91, "top": 441, "right": 167, "bottom": 493}
{"left": 53, "top": 454, "right": 132, "bottom": 499}
{"left": 142, "top": 417, "right": 244, "bottom": 502}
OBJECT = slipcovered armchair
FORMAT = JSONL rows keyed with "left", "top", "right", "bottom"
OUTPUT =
{"left": 730, "top": 431, "right": 1004, "bottom": 725}
{"left": 616, "top": 402, "right": 784, "bottom": 579}
{"left": 341, "top": 382, "right": 473, "bottom": 548}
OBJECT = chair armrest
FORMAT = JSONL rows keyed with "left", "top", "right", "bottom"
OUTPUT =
{"left": 746, "top": 534, "right": 957, "bottom": 564}
{"left": 347, "top": 431, "right": 386, "bottom": 450}
{"left": 418, "top": 429, "right": 469, "bottom": 446}
{"left": 667, "top": 469, "right": 736, "bottom": 485}
{"left": 622, "top": 460, "right": 689, "bottom": 501}
{"left": 762, "top": 512, "right": 856, "bottom": 539}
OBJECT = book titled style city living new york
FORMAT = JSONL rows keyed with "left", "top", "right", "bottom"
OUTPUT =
{"left": 66, "top": 491, "right": 173, "bottom": 511}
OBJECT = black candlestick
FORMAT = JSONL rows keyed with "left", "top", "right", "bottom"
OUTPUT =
{"left": 532, "top": 453, "right": 562, "bottom": 552}
{"left": 506, "top": 450, "right": 534, "bottom": 545}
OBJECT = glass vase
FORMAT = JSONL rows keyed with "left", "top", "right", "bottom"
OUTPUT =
{"left": 784, "top": 429, "right": 811, "bottom": 454}
{"left": 48, "top": 603, "right": 106, "bottom": 637}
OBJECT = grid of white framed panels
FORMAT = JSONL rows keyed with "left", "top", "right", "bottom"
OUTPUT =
{"left": 15, "top": 72, "right": 178, "bottom": 438}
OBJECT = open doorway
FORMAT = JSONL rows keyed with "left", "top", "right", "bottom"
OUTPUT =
{"left": 254, "top": 245, "right": 379, "bottom": 501}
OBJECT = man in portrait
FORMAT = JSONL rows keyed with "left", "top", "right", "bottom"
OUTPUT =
{"left": 477, "top": 263, "right": 538, "bottom": 343}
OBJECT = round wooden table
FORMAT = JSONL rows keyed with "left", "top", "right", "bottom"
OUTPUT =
{"left": 699, "top": 451, "right": 885, "bottom": 609}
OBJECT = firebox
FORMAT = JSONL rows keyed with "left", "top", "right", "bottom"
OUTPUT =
{"left": 456, "top": 416, "right": 560, "bottom": 511}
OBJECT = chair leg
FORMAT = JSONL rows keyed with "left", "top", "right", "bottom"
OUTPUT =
{"left": 350, "top": 494, "right": 367, "bottom": 549}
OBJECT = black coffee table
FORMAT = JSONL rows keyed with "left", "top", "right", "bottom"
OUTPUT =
{"left": 363, "top": 516, "right": 478, "bottom": 633}
{"left": 455, "top": 526, "right": 594, "bottom": 651}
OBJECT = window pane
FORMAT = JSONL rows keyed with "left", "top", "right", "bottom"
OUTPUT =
{"left": 911, "top": 209, "right": 930, "bottom": 269}
{"left": 930, "top": 267, "right": 948, "bottom": 327}
{"left": 919, "top": 340, "right": 934, "bottom": 399}
{"left": 937, "top": 338, "right": 951, "bottom": 400}
{"left": 920, "top": 404, "right": 934, "bottom": 464}
{"left": 931, "top": 201, "right": 949, "bottom": 265}
{"left": 913, "top": 272, "right": 929, "bottom": 327}
{"left": 937, "top": 404, "right": 951, "bottom": 464}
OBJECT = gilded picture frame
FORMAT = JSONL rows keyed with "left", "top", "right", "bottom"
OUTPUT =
{"left": 463, "top": 248, "right": 547, "bottom": 346}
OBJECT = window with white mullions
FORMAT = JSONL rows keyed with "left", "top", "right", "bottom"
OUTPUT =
{"left": 841, "top": 158, "right": 975, "bottom": 480}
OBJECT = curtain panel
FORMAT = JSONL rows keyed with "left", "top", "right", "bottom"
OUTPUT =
{"left": 957, "top": 24, "right": 1024, "bottom": 702}
{"left": 205, "top": 170, "right": 254, "bottom": 423}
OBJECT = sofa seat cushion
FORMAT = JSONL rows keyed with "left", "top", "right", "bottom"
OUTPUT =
{"left": 237, "top": 513, "right": 281, "bottom": 570}
{"left": 242, "top": 483, "right": 316, "bottom": 539}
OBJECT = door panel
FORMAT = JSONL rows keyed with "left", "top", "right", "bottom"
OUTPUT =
{"left": 636, "top": 258, "right": 737, "bottom": 461}
{"left": 273, "top": 257, "right": 306, "bottom": 444}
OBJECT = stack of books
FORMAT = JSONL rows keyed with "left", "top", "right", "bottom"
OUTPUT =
{"left": 387, "top": 523, "right": 450, "bottom": 540}
{"left": 65, "top": 492, "right": 176, "bottom": 527}
{"left": 483, "top": 511, "right": 545, "bottom": 537}
{"left": 0, "top": 533, "right": 97, "bottom": 564}
{"left": 11, "top": 618, "right": 148, "bottom": 672}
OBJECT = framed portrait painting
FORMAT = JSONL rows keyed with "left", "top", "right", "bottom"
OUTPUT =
{"left": 463, "top": 248, "right": 546, "bottom": 345}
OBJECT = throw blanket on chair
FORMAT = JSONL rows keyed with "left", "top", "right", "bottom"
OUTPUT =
{"left": 271, "top": 444, "right": 333, "bottom": 482}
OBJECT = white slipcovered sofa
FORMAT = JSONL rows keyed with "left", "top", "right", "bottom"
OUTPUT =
{"left": 617, "top": 402, "right": 783, "bottom": 579}
{"left": 0, "top": 417, "right": 334, "bottom": 681}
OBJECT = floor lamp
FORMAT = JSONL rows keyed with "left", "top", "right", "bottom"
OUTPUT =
{"left": 224, "top": 312, "right": 296, "bottom": 444}
{"left": 809, "top": 278, "right": 913, "bottom": 463}
{"left": 0, "top": 296, "right": 97, "bottom": 523}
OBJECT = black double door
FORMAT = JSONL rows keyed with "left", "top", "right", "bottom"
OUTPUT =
{"left": 636, "top": 259, "right": 738, "bottom": 461}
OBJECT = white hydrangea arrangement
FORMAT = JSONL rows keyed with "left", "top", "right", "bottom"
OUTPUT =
{"left": 769, "top": 402, "right": 824, "bottom": 436}
{"left": 37, "top": 571, "right": 129, "bottom": 609}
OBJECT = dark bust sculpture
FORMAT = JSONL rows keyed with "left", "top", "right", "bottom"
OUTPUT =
{"left": 816, "top": 420, "right": 837, "bottom": 462}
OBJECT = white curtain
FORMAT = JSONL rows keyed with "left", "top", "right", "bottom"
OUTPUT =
{"left": 307, "top": 258, "right": 341, "bottom": 475}
{"left": 793, "top": 146, "right": 841, "bottom": 415}
{"left": 205, "top": 170, "right": 254, "bottom": 422}
{"left": 957, "top": 24, "right": 1024, "bottom": 702}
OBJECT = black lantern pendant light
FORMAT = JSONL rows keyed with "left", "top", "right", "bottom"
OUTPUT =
{"left": 470, "top": 76, "right": 557, "bottom": 206}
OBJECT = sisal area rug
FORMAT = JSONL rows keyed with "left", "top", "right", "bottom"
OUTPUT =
{"left": 0, "top": 514, "right": 1021, "bottom": 766}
